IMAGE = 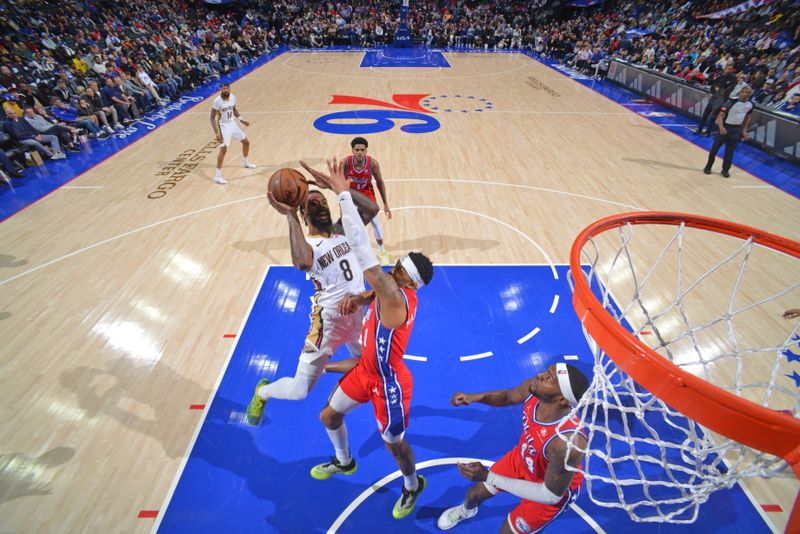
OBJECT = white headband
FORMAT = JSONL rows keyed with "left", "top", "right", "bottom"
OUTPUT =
{"left": 556, "top": 363, "right": 578, "bottom": 407}
{"left": 399, "top": 255, "right": 425, "bottom": 289}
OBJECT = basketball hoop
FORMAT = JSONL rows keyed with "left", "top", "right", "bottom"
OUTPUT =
{"left": 564, "top": 212, "right": 800, "bottom": 530}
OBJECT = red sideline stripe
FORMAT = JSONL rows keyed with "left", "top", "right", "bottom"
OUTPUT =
{"left": 138, "top": 510, "right": 159, "bottom": 519}
{"left": 640, "top": 331, "right": 653, "bottom": 335}
{"left": 223, "top": 334, "right": 237, "bottom": 339}
{"left": 761, "top": 504, "right": 783, "bottom": 512}
{"left": 189, "top": 404, "right": 206, "bottom": 410}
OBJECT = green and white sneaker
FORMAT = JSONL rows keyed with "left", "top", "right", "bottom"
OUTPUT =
{"left": 392, "top": 475, "right": 426, "bottom": 519}
{"left": 310, "top": 457, "right": 357, "bottom": 480}
{"left": 246, "top": 378, "right": 269, "bottom": 426}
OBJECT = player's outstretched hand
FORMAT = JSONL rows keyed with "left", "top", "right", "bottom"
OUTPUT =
{"left": 337, "top": 296, "right": 358, "bottom": 316}
{"left": 240, "top": 119, "right": 250, "bottom": 127}
{"left": 451, "top": 392, "right": 475, "bottom": 406}
{"left": 299, "top": 159, "right": 350, "bottom": 194}
{"left": 458, "top": 462, "right": 489, "bottom": 483}
{"left": 384, "top": 206, "right": 392, "bottom": 219}
{"left": 783, "top": 309, "right": 800, "bottom": 320}
{"left": 267, "top": 190, "right": 296, "bottom": 216}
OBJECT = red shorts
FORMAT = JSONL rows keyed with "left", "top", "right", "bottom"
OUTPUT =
{"left": 338, "top": 363, "right": 412, "bottom": 439}
{"left": 489, "top": 448, "right": 576, "bottom": 534}
{"left": 350, "top": 185, "right": 376, "bottom": 203}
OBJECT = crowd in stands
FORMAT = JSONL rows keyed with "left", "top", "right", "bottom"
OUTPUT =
{"left": 1, "top": 0, "right": 798, "bottom": 183}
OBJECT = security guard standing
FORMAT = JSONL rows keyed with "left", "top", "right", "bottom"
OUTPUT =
{"left": 703, "top": 85, "right": 754, "bottom": 178}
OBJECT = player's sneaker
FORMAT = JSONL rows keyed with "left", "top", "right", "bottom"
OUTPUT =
{"left": 245, "top": 378, "right": 269, "bottom": 425}
{"left": 392, "top": 475, "right": 426, "bottom": 519}
{"left": 242, "top": 159, "right": 256, "bottom": 169}
{"left": 310, "top": 457, "right": 357, "bottom": 480}
{"left": 213, "top": 174, "right": 228, "bottom": 185}
{"left": 378, "top": 250, "right": 391, "bottom": 266}
{"left": 437, "top": 504, "right": 478, "bottom": 530}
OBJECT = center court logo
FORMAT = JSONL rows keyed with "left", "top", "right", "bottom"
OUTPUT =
{"left": 313, "top": 94, "right": 441, "bottom": 135}
{"left": 313, "top": 94, "right": 495, "bottom": 135}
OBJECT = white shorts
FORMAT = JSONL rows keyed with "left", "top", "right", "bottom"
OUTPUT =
{"left": 301, "top": 304, "right": 364, "bottom": 365}
{"left": 220, "top": 122, "right": 246, "bottom": 147}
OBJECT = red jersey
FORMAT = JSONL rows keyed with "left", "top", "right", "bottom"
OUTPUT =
{"left": 359, "top": 287, "right": 417, "bottom": 379}
{"left": 515, "top": 396, "right": 585, "bottom": 491}
{"left": 345, "top": 155, "right": 376, "bottom": 201}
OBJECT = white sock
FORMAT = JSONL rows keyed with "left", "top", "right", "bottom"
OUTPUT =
{"left": 378, "top": 244, "right": 385, "bottom": 252}
{"left": 326, "top": 423, "right": 351, "bottom": 464}
{"left": 215, "top": 168, "right": 222, "bottom": 176}
{"left": 403, "top": 472, "right": 419, "bottom": 491}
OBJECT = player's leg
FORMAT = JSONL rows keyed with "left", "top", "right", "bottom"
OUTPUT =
{"left": 325, "top": 308, "right": 364, "bottom": 374}
{"left": 236, "top": 127, "right": 255, "bottom": 168}
{"left": 215, "top": 126, "right": 231, "bottom": 184}
{"left": 311, "top": 382, "right": 365, "bottom": 479}
{"left": 439, "top": 448, "right": 519, "bottom": 529}
{"left": 371, "top": 218, "right": 390, "bottom": 265}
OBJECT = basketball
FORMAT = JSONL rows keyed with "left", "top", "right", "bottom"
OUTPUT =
{"left": 268, "top": 168, "right": 308, "bottom": 207}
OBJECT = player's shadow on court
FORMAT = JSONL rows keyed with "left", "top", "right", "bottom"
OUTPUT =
{"left": 0, "top": 447, "right": 75, "bottom": 504}
{"left": 59, "top": 359, "right": 210, "bottom": 458}
{"left": 357, "top": 404, "right": 517, "bottom": 460}
{"left": 390, "top": 235, "right": 499, "bottom": 256}
{"left": 232, "top": 236, "right": 289, "bottom": 262}
{"left": 0, "top": 254, "right": 28, "bottom": 268}
{"left": 0, "top": 311, "right": 10, "bottom": 321}
{"left": 178, "top": 394, "right": 369, "bottom": 533}
{"left": 622, "top": 157, "right": 699, "bottom": 172}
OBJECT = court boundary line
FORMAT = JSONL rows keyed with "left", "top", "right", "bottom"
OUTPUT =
{"left": 328, "top": 456, "right": 604, "bottom": 533}
{"left": 150, "top": 263, "right": 273, "bottom": 533}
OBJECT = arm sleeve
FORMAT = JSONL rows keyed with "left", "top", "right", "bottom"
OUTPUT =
{"left": 485, "top": 472, "right": 563, "bottom": 505}
{"left": 336, "top": 191, "right": 379, "bottom": 271}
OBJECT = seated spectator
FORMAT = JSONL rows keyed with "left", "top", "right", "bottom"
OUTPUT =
{"left": 753, "top": 80, "right": 776, "bottom": 104}
{"left": 3, "top": 106, "right": 66, "bottom": 160}
{"left": 76, "top": 97, "right": 109, "bottom": 138}
{"left": 780, "top": 94, "right": 800, "bottom": 116}
{"left": 136, "top": 65, "right": 167, "bottom": 105}
{"left": 23, "top": 107, "right": 80, "bottom": 152}
{"left": 101, "top": 77, "right": 136, "bottom": 123}
{"left": 86, "top": 84, "right": 123, "bottom": 130}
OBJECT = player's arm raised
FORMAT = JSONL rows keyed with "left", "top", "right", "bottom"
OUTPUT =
{"left": 267, "top": 191, "right": 313, "bottom": 271}
{"left": 300, "top": 160, "right": 379, "bottom": 226}
{"left": 210, "top": 108, "right": 222, "bottom": 143}
{"left": 301, "top": 158, "right": 406, "bottom": 329}
{"left": 451, "top": 377, "right": 536, "bottom": 407}
{"left": 371, "top": 159, "right": 391, "bottom": 219}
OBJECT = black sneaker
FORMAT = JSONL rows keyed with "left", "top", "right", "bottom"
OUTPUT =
{"left": 703, "top": 167, "right": 711, "bottom": 175}
{"left": 310, "top": 457, "right": 357, "bottom": 480}
{"left": 392, "top": 475, "right": 426, "bottom": 519}
{"left": 721, "top": 170, "right": 731, "bottom": 178}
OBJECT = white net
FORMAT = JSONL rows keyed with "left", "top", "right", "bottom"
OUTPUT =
{"left": 563, "top": 219, "right": 800, "bottom": 523}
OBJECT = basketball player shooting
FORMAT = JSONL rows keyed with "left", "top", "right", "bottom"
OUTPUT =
{"left": 300, "top": 157, "right": 434, "bottom": 520}
{"left": 245, "top": 172, "right": 380, "bottom": 425}
{"left": 438, "top": 364, "right": 589, "bottom": 533}
{"left": 210, "top": 82, "right": 256, "bottom": 185}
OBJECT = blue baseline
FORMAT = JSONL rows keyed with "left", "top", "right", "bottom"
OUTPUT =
{"left": 361, "top": 49, "right": 452, "bottom": 68}
{"left": 159, "top": 265, "right": 769, "bottom": 533}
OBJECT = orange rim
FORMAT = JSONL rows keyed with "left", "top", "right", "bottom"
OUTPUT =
{"left": 569, "top": 212, "right": 800, "bottom": 476}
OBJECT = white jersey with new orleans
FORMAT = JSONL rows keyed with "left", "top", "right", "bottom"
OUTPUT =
{"left": 307, "top": 234, "right": 365, "bottom": 309}
{"left": 212, "top": 94, "right": 237, "bottom": 124}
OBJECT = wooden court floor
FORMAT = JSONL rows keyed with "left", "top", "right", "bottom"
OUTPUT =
{"left": 1, "top": 51, "right": 798, "bottom": 533}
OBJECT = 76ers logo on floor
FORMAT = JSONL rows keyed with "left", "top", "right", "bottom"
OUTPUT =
{"left": 313, "top": 94, "right": 441, "bottom": 135}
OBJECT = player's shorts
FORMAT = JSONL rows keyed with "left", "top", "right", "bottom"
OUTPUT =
{"left": 350, "top": 185, "right": 376, "bottom": 203}
{"left": 302, "top": 304, "right": 364, "bottom": 365}
{"left": 220, "top": 121, "right": 246, "bottom": 147}
{"left": 331, "top": 363, "right": 412, "bottom": 443}
{"left": 486, "top": 448, "right": 578, "bottom": 534}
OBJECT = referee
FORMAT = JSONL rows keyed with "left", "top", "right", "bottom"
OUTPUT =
{"left": 703, "top": 85, "right": 753, "bottom": 178}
